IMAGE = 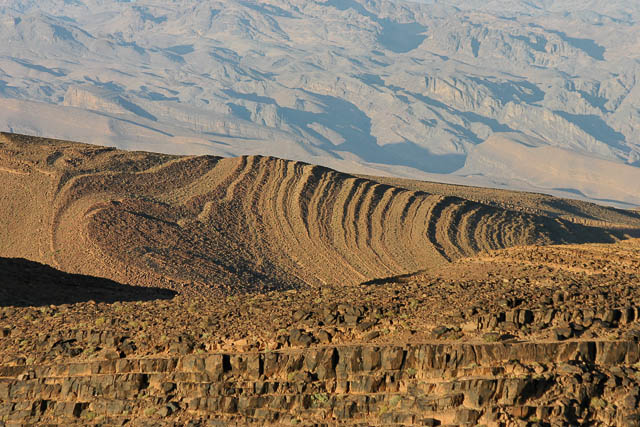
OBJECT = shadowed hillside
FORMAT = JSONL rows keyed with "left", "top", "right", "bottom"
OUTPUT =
{"left": 0, "top": 132, "right": 633, "bottom": 294}
{"left": 0, "top": 257, "right": 176, "bottom": 307}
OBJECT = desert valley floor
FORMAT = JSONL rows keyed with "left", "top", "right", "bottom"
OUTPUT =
{"left": 1, "top": 132, "right": 640, "bottom": 426}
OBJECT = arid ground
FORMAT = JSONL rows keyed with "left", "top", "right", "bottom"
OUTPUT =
{"left": 2, "top": 133, "right": 640, "bottom": 426}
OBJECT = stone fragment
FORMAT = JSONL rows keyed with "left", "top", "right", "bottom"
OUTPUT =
{"left": 357, "top": 321, "right": 375, "bottom": 332}
{"left": 622, "top": 388, "right": 639, "bottom": 410}
{"left": 552, "top": 291, "right": 564, "bottom": 305}
{"left": 316, "top": 349, "right": 338, "bottom": 380}
{"left": 317, "top": 330, "right": 332, "bottom": 343}
{"left": 181, "top": 355, "right": 205, "bottom": 373}
{"left": 289, "top": 328, "right": 303, "bottom": 343}
{"left": 168, "top": 334, "right": 194, "bottom": 354}
{"left": 518, "top": 309, "right": 533, "bottom": 325}
{"left": 620, "top": 306, "right": 635, "bottom": 325}
{"left": 161, "top": 382, "right": 176, "bottom": 394}
{"left": 362, "top": 347, "right": 381, "bottom": 371}
{"left": 554, "top": 327, "right": 573, "bottom": 341}
{"left": 542, "top": 309, "right": 556, "bottom": 325}
{"left": 456, "top": 408, "right": 481, "bottom": 424}
{"left": 98, "top": 348, "right": 124, "bottom": 360}
{"left": 276, "top": 334, "right": 289, "bottom": 347}
{"left": 263, "top": 352, "right": 280, "bottom": 378}
{"left": 293, "top": 310, "right": 311, "bottom": 322}
{"left": 204, "top": 354, "right": 227, "bottom": 380}
{"left": 432, "top": 326, "right": 449, "bottom": 339}
{"left": 482, "top": 332, "right": 501, "bottom": 342}
{"left": 246, "top": 354, "right": 263, "bottom": 379}
{"left": 222, "top": 397, "right": 238, "bottom": 414}
{"left": 119, "top": 338, "right": 136, "bottom": 356}
{"left": 293, "top": 333, "right": 313, "bottom": 347}
{"left": 465, "top": 381, "right": 496, "bottom": 407}
{"left": 289, "top": 329, "right": 313, "bottom": 347}
{"left": 540, "top": 296, "right": 552, "bottom": 306}
{"left": 364, "top": 331, "right": 380, "bottom": 341}
{"left": 344, "top": 314, "right": 359, "bottom": 325}
{"left": 602, "top": 309, "right": 617, "bottom": 324}
{"left": 625, "top": 329, "right": 640, "bottom": 342}
{"left": 382, "top": 347, "right": 405, "bottom": 370}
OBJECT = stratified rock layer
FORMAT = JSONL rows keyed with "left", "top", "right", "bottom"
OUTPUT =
{"left": 2, "top": 341, "right": 640, "bottom": 426}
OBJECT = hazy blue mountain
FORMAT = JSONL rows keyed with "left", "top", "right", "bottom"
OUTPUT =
{"left": 1, "top": 0, "right": 639, "bottom": 206}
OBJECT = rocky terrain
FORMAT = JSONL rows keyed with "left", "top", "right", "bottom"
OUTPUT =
{"left": 1, "top": 0, "right": 640, "bottom": 206}
{"left": 1, "top": 133, "right": 640, "bottom": 425}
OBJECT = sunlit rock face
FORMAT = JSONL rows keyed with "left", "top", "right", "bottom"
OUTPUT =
{"left": 1, "top": 0, "right": 639, "bottom": 206}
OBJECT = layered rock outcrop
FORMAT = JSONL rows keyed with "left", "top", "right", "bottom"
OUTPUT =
{"left": 2, "top": 341, "right": 640, "bottom": 426}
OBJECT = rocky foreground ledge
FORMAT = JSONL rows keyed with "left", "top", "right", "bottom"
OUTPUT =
{"left": 2, "top": 240, "right": 640, "bottom": 426}
{"left": 2, "top": 340, "right": 640, "bottom": 426}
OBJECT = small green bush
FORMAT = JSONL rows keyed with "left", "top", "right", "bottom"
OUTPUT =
{"left": 590, "top": 397, "right": 607, "bottom": 409}
{"left": 389, "top": 395, "right": 402, "bottom": 407}
{"left": 311, "top": 393, "right": 329, "bottom": 407}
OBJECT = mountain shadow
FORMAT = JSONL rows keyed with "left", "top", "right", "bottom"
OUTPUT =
{"left": 0, "top": 257, "right": 176, "bottom": 307}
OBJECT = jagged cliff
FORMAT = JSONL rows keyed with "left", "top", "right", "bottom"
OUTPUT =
{"left": 2, "top": 341, "right": 640, "bottom": 426}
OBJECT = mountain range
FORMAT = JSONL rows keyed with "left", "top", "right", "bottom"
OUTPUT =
{"left": 1, "top": 0, "right": 639, "bottom": 206}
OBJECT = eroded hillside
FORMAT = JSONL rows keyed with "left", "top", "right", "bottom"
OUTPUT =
{"left": 0, "top": 133, "right": 633, "bottom": 295}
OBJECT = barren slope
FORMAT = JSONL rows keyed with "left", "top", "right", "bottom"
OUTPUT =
{"left": 0, "top": 133, "right": 633, "bottom": 294}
